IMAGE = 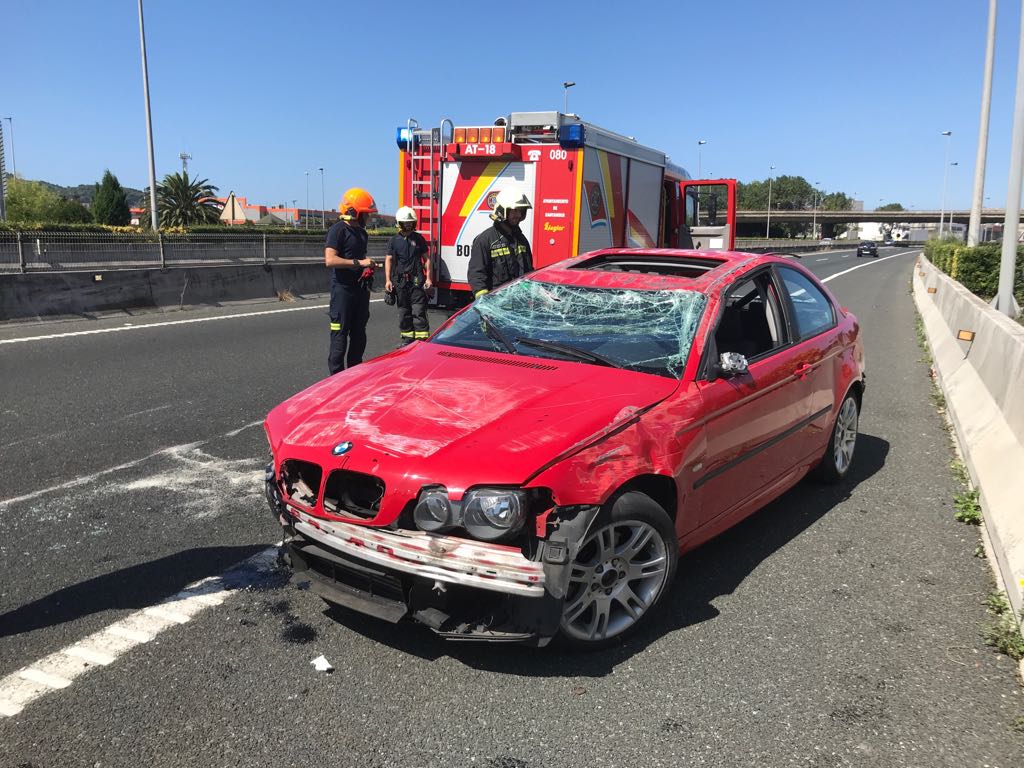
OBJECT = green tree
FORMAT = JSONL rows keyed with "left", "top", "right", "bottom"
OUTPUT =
{"left": 52, "top": 197, "right": 93, "bottom": 223}
{"left": 877, "top": 202, "right": 904, "bottom": 211}
{"left": 6, "top": 178, "right": 61, "bottom": 223}
{"left": 149, "top": 171, "right": 221, "bottom": 227}
{"left": 92, "top": 170, "right": 131, "bottom": 225}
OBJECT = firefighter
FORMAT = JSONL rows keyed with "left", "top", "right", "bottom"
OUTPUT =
{"left": 324, "top": 187, "right": 377, "bottom": 374}
{"left": 467, "top": 189, "right": 533, "bottom": 298}
{"left": 385, "top": 206, "right": 432, "bottom": 345}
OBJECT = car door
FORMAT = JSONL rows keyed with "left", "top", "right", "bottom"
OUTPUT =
{"left": 774, "top": 264, "right": 841, "bottom": 462}
{"left": 693, "top": 269, "right": 815, "bottom": 527}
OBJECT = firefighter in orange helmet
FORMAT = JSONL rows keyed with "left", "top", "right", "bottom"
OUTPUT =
{"left": 324, "top": 187, "right": 377, "bottom": 374}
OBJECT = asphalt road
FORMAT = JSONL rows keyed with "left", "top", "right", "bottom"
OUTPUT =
{"left": 1, "top": 247, "right": 1021, "bottom": 767}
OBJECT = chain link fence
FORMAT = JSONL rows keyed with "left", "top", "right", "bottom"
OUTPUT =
{"left": 0, "top": 231, "right": 390, "bottom": 273}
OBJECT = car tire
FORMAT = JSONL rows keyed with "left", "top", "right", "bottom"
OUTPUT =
{"left": 810, "top": 390, "right": 859, "bottom": 484}
{"left": 558, "top": 491, "right": 678, "bottom": 648}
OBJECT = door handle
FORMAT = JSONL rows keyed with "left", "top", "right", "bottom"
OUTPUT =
{"left": 794, "top": 363, "right": 813, "bottom": 379}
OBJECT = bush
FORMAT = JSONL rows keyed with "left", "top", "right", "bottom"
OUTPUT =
{"left": 925, "top": 240, "right": 1024, "bottom": 308}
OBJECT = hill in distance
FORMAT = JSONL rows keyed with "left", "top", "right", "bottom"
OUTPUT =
{"left": 6, "top": 175, "right": 146, "bottom": 208}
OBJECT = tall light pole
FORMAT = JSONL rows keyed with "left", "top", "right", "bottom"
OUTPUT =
{"left": 697, "top": 139, "right": 706, "bottom": 178}
{"left": 179, "top": 151, "right": 190, "bottom": 175}
{"left": 939, "top": 130, "right": 952, "bottom": 237}
{"left": 969, "top": 0, "right": 998, "bottom": 246}
{"left": 137, "top": 0, "right": 159, "bottom": 231}
{"left": 812, "top": 181, "right": 822, "bottom": 240}
{"left": 562, "top": 81, "right": 575, "bottom": 114}
{"left": 318, "top": 167, "right": 325, "bottom": 229}
{"left": 304, "top": 171, "right": 309, "bottom": 230}
{"left": 996, "top": 0, "right": 1024, "bottom": 315}
{"left": 3, "top": 117, "right": 16, "bottom": 177}
{"left": 765, "top": 165, "right": 776, "bottom": 239}
{"left": 942, "top": 161, "right": 959, "bottom": 237}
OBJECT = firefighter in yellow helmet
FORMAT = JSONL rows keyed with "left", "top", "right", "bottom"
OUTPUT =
{"left": 467, "top": 189, "right": 533, "bottom": 298}
{"left": 385, "top": 206, "right": 433, "bottom": 345}
{"left": 324, "top": 187, "right": 377, "bottom": 374}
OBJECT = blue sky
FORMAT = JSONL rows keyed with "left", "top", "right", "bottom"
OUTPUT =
{"left": 5, "top": 0, "right": 1022, "bottom": 213}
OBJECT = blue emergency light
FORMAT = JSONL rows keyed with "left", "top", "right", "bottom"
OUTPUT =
{"left": 558, "top": 123, "right": 586, "bottom": 149}
{"left": 396, "top": 127, "right": 413, "bottom": 151}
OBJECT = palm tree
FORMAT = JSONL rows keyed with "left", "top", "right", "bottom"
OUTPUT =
{"left": 148, "top": 171, "right": 221, "bottom": 227}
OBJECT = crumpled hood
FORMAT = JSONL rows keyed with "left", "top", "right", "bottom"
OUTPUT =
{"left": 265, "top": 343, "right": 677, "bottom": 492}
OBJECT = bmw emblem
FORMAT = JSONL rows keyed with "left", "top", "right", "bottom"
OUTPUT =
{"left": 332, "top": 441, "right": 353, "bottom": 456}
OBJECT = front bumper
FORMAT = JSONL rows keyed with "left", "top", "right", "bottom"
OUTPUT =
{"left": 266, "top": 463, "right": 565, "bottom": 642}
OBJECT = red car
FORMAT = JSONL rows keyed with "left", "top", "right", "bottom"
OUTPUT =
{"left": 264, "top": 249, "right": 865, "bottom": 647}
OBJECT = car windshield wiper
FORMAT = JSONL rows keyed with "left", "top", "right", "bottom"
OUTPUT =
{"left": 515, "top": 337, "right": 623, "bottom": 369}
{"left": 471, "top": 306, "right": 517, "bottom": 355}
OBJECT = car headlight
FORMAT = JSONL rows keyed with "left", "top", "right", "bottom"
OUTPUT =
{"left": 413, "top": 488, "right": 454, "bottom": 532}
{"left": 461, "top": 488, "right": 527, "bottom": 541}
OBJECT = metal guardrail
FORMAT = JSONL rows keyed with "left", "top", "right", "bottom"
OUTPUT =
{"left": 0, "top": 231, "right": 858, "bottom": 274}
{"left": 0, "top": 231, "right": 390, "bottom": 274}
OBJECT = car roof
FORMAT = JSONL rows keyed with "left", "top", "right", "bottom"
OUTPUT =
{"left": 529, "top": 248, "right": 788, "bottom": 294}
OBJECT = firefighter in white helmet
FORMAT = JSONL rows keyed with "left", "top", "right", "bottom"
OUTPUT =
{"left": 467, "top": 189, "right": 534, "bottom": 298}
{"left": 385, "top": 206, "right": 432, "bottom": 344}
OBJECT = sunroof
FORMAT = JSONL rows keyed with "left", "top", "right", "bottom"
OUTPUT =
{"left": 572, "top": 253, "right": 724, "bottom": 278}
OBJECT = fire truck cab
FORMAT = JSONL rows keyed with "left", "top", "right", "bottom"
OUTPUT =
{"left": 397, "top": 111, "right": 736, "bottom": 305}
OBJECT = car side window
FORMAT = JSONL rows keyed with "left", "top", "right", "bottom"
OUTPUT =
{"left": 713, "top": 272, "right": 786, "bottom": 361}
{"left": 777, "top": 267, "right": 836, "bottom": 340}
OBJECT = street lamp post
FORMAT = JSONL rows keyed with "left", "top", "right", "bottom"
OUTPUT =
{"left": 697, "top": 140, "right": 706, "bottom": 178}
{"left": 969, "top": 0, "right": 997, "bottom": 247}
{"left": 318, "top": 167, "right": 325, "bottom": 229}
{"left": 562, "top": 81, "right": 575, "bottom": 114}
{"left": 812, "top": 181, "right": 822, "bottom": 240}
{"left": 939, "top": 130, "right": 952, "bottom": 237}
{"left": 3, "top": 117, "right": 15, "bottom": 177}
{"left": 137, "top": 0, "right": 159, "bottom": 231}
{"left": 765, "top": 165, "right": 776, "bottom": 239}
{"left": 305, "top": 171, "right": 309, "bottom": 231}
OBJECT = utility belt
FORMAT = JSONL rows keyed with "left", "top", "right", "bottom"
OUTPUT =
{"left": 394, "top": 270, "right": 425, "bottom": 287}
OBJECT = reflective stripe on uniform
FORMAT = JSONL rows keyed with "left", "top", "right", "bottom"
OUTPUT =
{"left": 414, "top": 331, "right": 429, "bottom": 338}
{"left": 475, "top": 289, "right": 489, "bottom": 298}
{"left": 330, "top": 322, "right": 342, "bottom": 331}
{"left": 400, "top": 331, "right": 415, "bottom": 338}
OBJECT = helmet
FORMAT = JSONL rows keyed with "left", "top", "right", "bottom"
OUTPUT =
{"left": 395, "top": 206, "right": 417, "bottom": 225}
{"left": 491, "top": 189, "right": 532, "bottom": 222}
{"left": 338, "top": 187, "right": 378, "bottom": 220}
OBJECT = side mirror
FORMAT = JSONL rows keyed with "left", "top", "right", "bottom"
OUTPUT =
{"left": 716, "top": 351, "right": 749, "bottom": 378}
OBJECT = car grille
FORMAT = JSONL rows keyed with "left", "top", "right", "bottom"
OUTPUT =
{"left": 322, "top": 469, "right": 385, "bottom": 520}
{"left": 279, "top": 459, "right": 323, "bottom": 508}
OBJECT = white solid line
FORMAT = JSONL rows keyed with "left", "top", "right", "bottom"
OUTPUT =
{"left": 18, "top": 668, "right": 72, "bottom": 689}
{"left": 0, "top": 546, "right": 278, "bottom": 718}
{"left": 0, "top": 298, "right": 386, "bottom": 345}
{"left": 821, "top": 250, "right": 918, "bottom": 284}
{"left": 816, "top": 258, "right": 828, "bottom": 262}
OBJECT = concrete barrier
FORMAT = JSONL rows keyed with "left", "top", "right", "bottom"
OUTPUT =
{"left": 0, "top": 264, "right": 337, "bottom": 321}
{"left": 913, "top": 256, "right": 1024, "bottom": 618}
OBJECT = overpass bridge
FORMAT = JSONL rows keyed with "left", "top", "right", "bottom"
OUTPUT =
{"left": 735, "top": 209, "right": 1008, "bottom": 225}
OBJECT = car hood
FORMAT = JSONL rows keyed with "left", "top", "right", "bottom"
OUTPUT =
{"left": 265, "top": 342, "right": 677, "bottom": 494}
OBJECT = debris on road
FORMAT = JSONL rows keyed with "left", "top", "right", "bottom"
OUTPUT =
{"left": 310, "top": 655, "right": 333, "bottom": 674}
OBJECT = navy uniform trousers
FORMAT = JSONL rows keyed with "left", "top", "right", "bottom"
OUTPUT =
{"left": 328, "top": 282, "right": 370, "bottom": 374}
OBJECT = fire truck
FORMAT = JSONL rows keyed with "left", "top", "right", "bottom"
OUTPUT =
{"left": 396, "top": 111, "right": 737, "bottom": 304}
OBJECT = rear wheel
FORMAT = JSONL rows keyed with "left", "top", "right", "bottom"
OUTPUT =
{"left": 559, "top": 492, "right": 678, "bottom": 647}
{"left": 811, "top": 391, "right": 859, "bottom": 483}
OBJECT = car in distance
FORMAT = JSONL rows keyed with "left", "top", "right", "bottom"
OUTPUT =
{"left": 856, "top": 241, "right": 879, "bottom": 258}
{"left": 263, "top": 249, "right": 866, "bottom": 647}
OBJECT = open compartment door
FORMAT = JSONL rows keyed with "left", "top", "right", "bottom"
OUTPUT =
{"left": 679, "top": 179, "right": 736, "bottom": 251}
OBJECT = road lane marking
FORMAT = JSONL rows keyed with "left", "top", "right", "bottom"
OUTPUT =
{"left": 816, "top": 258, "right": 828, "bottom": 262}
{"left": 821, "top": 250, "right": 918, "bottom": 284}
{"left": 0, "top": 546, "right": 278, "bottom": 717}
{"left": 0, "top": 298, "right": 384, "bottom": 345}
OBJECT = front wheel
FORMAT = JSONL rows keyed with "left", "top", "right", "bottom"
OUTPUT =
{"left": 559, "top": 491, "right": 678, "bottom": 647}
{"left": 811, "top": 392, "right": 859, "bottom": 483}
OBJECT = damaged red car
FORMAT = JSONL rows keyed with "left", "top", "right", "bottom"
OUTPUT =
{"left": 263, "top": 249, "right": 865, "bottom": 647}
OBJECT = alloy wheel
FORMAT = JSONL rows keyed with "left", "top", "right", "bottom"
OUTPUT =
{"left": 832, "top": 397, "right": 859, "bottom": 474}
{"left": 561, "top": 520, "right": 669, "bottom": 643}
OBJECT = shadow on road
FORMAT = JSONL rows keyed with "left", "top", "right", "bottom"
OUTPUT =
{"left": 0, "top": 544, "right": 268, "bottom": 638}
{"left": 323, "top": 433, "right": 890, "bottom": 677}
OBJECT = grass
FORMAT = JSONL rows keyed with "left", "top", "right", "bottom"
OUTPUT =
{"left": 954, "top": 488, "right": 983, "bottom": 525}
{"left": 982, "top": 590, "right": 1024, "bottom": 660}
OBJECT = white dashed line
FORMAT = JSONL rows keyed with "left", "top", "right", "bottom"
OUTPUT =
{"left": 0, "top": 547, "right": 278, "bottom": 717}
{"left": 816, "top": 258, "right": 828, "bottom": 262}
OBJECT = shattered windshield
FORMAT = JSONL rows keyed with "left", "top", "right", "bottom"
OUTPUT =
{"left": 432, "top": 278, "right": 707, "bottom": 378}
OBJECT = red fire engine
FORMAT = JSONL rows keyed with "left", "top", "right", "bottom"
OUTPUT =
{"left": 396, "top": 111, "right": 737, "bottom": 303}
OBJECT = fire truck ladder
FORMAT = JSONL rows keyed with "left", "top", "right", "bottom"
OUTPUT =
{"left": 406, "top": 118, "right": 451, "bottom": 262}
